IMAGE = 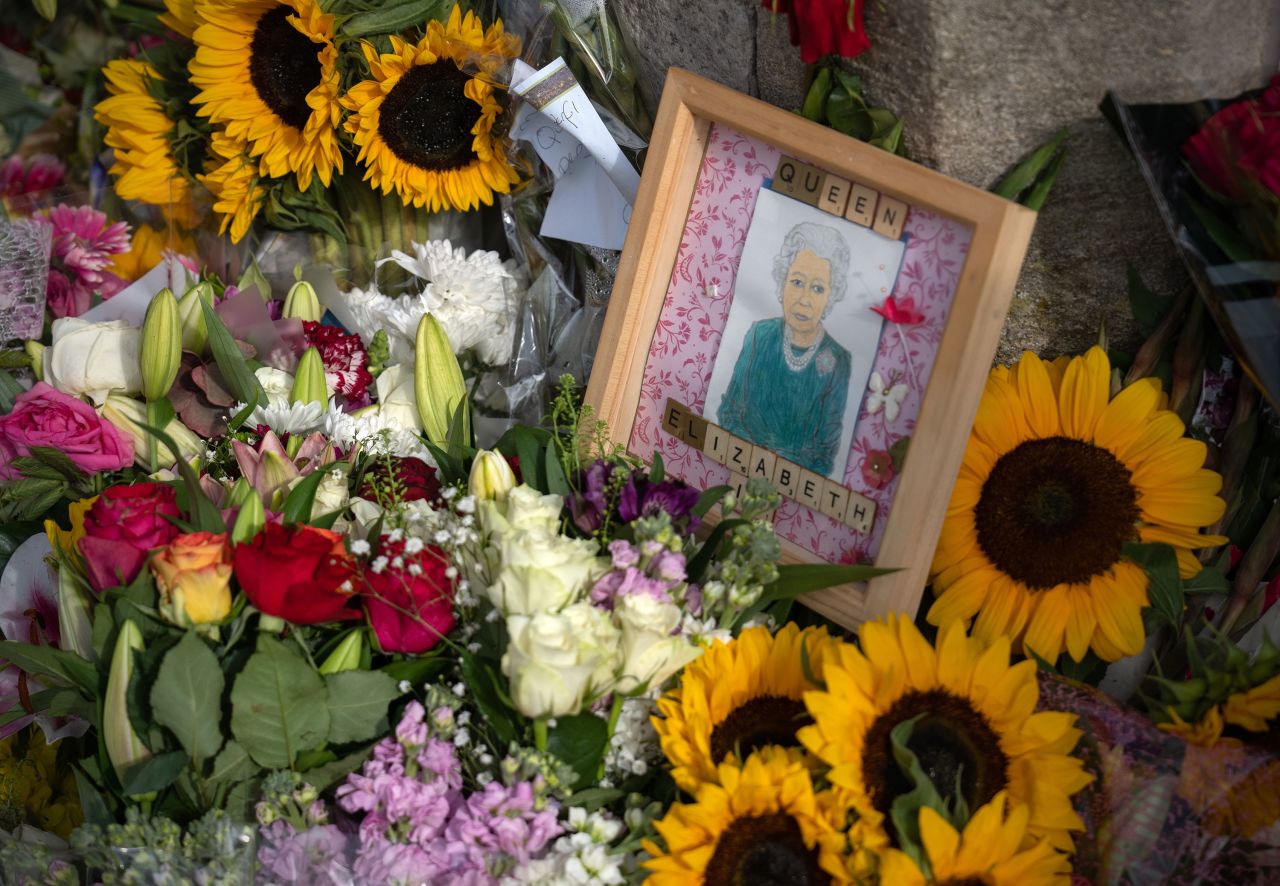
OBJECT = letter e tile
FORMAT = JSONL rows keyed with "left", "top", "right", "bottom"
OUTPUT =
{"left": 796, "top": 469, "right": 824, "bottom": 511}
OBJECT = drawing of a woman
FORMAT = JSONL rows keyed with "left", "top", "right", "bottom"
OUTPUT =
{"left": 717, "top": 222, "right": 853, "bottom": 477}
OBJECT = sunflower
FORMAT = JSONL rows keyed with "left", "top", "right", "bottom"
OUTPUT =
{"left": 1161, "top": 671, "right": 1280, "bottom": 747}
{"left": 159, "top": 0, "right": 198, "bottom": 38}
{"left": 878, "top": 792, "right": 1071, "bottom": 886}
{"left": 198, "top": 131, "right": 265, "bottom": 243}
{"left": 643, "top": 748, "right": 849, "bottom": 885}
{"left": 94, "top": 60, "right": 198, "bottom": 227}
{"left": 109, "top": 224, "right": 198, "bottom": 282}
{"left": 799, "top": 615, "right": 1091, "bottom": 854}
{"left": 341, "top": 5, "right": 521, "bottom": 212}
{"left": 188, "top": 0, "right": 342, "bottom": 192}
{"left": 653, "top": 623, "right": 843, "bottom": 793}
{"left": 928, "top": 347, "right": 1227, "bottom": 663}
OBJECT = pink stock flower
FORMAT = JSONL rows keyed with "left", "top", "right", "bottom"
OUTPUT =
{"left": 0, "top": 153, "right": 65, "bottom": 198}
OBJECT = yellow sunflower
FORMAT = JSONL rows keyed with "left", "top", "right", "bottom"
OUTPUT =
{"left": 1161, "top": 672, "right": 1280, "bottom": 747}
{"left": 159, "top": 0, "right": 198, "bottom": 38}
{"left": 94, "top": 60, "right": 198, "bottom": 227}
{"left": 653, "top": 623, "right": 843, "bottom": 793}
{"left": 643, "top": 748, "right": 850, "bottom": 885}
{"left": 799, "top": 615, "right": 1091, "bottom": 855}
{"left": 189, "top": 0, "right": 343, "bottom": 192}
{"left": 928, "top": 347, "right": 1227, "bottom": 663}
{"left": 341, "top": 5, "right": 521, "bottom": 212}
{"left": 878, "top": 792, "right": 1071, "bottom": 886}
{"left": 198, "top": 131, "right": 265, "bottom": 243}
{"left": 109, "top": 224, "right": 198, "bottom": 282}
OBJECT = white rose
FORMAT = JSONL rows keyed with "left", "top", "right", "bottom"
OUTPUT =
{"left": 291, "top": 464, "right": 349, "bottom": 519}
{"left": 373, "top": 363, "right": 421, "bottom": 431}
{"left": 502, "top": 603, "right": 621, "bottom": 718}
{"left": 487, "top": 529, "right": 605, "bottom": 615}
{"left": 254, "top": 367, "right": 295, "bottom": 410}
{"left": 43, "top": 318, "right": 141, "bottom": 404}
{"left": 479, "top": 484, "right": 564, "bottom": 537}
{"left": 614, "top": 595, "right": 703, "bottom": 693}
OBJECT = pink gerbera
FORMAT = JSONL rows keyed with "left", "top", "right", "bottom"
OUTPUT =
{"left": 45, "top": 204, "right": 131, "bottom": 286}
{"left": 0, "top": 153, "right": 65, "bottom": 198}
{"left": 303, "top": 321, "right": 374, "bottom": 400}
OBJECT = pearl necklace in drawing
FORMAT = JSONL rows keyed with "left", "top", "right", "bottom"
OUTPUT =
{"left": 782, "top": 323, "right": 825, "bottom": 372}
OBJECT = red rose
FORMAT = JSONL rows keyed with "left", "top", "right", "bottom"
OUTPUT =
{"left": 362, "top": 537, "right": 455, "bottom": 654}
{"left": 78, "top": 483, "right": 180, "bottom": 591}
{"left": 764, "top": 0, "right": 871, "bottom": 65}
{"left": 357, "top": 457, "right": 442, "bottom": 506}
{"left": 233, "top": 523, "right": 359, "bottom": 624}
{"left": 0, "top": 382, "right": 133, "bottom": 480}
{"left": 1183, "top": 75, "right": 1280, "bottom": 200}
{"left": 861, "top": 449, "right": 894, "bottom": 489}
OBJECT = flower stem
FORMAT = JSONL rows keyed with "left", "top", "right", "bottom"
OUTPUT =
{"left": 145, "top": 398, "right": 162, "bottom": 472}
{"left": 534, "top": 718, "right": 549, "bottom": 752}
{"left": 597, "top": 693, "right": 625, "bottom": 780}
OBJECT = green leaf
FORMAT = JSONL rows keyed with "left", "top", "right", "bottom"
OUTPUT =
{"left": 1184, "top": 566, "right": 1229, "bottom": 596}
{"left": 685, "top": 518, "right": 748, "bottom": 582}
{"left": 0, "top": 369, "right": 23, "bottom": 412}
{"left": 150, "top": 632, "right": 225, "bottom": 765}
{"left": 224, "top": 777, "right": 263, "bottom": 824}
{"left": 324, "top": 669, "right": 400, "bottom": 745}
{"left": 0, "top": 641, "right": 97, "bottom": 695}
{"left": 826, "top": 91, "right": 872, "bottom": 138}
{"left": 545, "top": 444, "right": 571, "bottom": 497}
{"left": 121, "top": 751, "right": 188, "bottom": 797}
{"left": 692, "top": 485, "right": 732, "bottom": 518}
{"left": 1020, "top": 148, "right": 1066, "bottom": 210}
{"left": 299, "top": 745, "right": 375, "bottom": 791}
{"left": 136, "top": 422, "right": 224, "bottom": 533}
{"left": 993, "top": 129, "right": 1067, "bottom": 202}
{"left": 547, "top": 713, "right": 609, "bottom": 791}
{"left": 889, "top": 436, "right": 911, "bottom": 473}
{"left": 74, "top": 768, "right": 112, "bottom": 825}
{"left": 280, "top": 463, "right": 338, "bottom": 525}
{"left": 26, "top": 446, "right": 86, "bottom": 481}
{"left": 199, "top": 299, "right": 266, "bottom": 405}
{"left": 649, "top": 451, "right": 665, "bottom": 484}
{"left": 459, "top": 649, "right": 517, "bottom": 746}
{"left": 230, "top": 636, "right": 330, "bottom": 769}
{"left": 800, "top": 67, "right": 831, "bottom": 122}
{"left": 1123, "top": 541, "right": 1184, "bottom": 627}
{"left": 343, "top": 0, "right": 452, "bottom": 38}
{"left": 887, "top": 716, "right": 951, "bottom": 878}
{"left": 380, "top": 653, "right": 449, "bottom": 686}
{"left": 208, "top": 740, "right": 257, "bottom": 785}
{"left": 568, "top": 787, "right": 627, "bottom": 811}
{"left": 513, "top": 427, "right": 547, "bottom": 491}
{"left": 765, "top": 562, "right": 897, "bottom": 598}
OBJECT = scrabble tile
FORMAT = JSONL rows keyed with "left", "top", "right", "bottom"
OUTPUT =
{"left": 819, "top": 480, "right": 850, "bottom": 522}
{"left": 796, "top": 469, "right": 824, "bottom": 511}
{"left": 844, "top": 183, "right": 879, "bottom": 227}
{"left": 727, "top": 435, "right": 752, "bottom": 477}
{"left": 844, "top": 492, "right": 877, "bottom": 535}
{"left": 749, "top": 446, "right": 777, "bottom": 484}
{"left": 703, "top": 423, "right": 730, "bottom": 465}
{"left": 685, "top": 412, "right": 709, "bottom": 450}
{"left": 662, "top": 398, "right": 688, "bottom": 439}
{"left": 771, "top": 156, "right": 824, "bottom": 206}
{"left": 771, "top": 458, "right": 800, "bottom": 498}
{"left": 817, "top": 174, "right": 851, "bottom": 217}
{"left": 872, "top": 195, "right": 909, "bottom": 241}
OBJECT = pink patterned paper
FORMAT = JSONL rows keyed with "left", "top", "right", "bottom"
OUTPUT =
{"left": 627, "top": 124, "right": 972, "bottom": 564}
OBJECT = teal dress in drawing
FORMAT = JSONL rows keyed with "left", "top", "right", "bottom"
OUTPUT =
{"left": 717, "top": 317, "right": 852, "bottom": 476}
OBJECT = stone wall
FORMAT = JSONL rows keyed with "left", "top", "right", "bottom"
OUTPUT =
{"left": 612, "top": 0, "right": 1280, "bottom": 361}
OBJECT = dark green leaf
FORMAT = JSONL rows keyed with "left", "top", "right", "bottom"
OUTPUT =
{"left": 1020, "top": 148, "right": 1066, "bottom": 210}
{"left": 28, "top": 446, "right": 86, "bottom": 480}
{"left": 547, "top": 713, "right": 609, "bottom": 791}
{"left": 281, "top": 463, "right": 338, "bottom": 525}
{"left": 230, "top": 636, "right": 329, "bottom": 769}
{"left": 199, "top": 299, "right": 266, "bottom": 405}
{"left": 649, "top": 451, "right": 665, "bottom": 484}
{"left": 224, "top": 777, "right": 263, "bottom": 824}
{"left": 0, "top": 641, "right": 97, "bottom": 694}
{"left": 300, "top": 745, "right": 375, "bottom": 791}
{"left": 343, "top": 0, "right": 452, "bottom": 38}
{"left": 1184, "top": 567, "right": 1229, "bottom": 596}
{"left": 765, "top": 562, "right": 897, "bottom": 599}
{"left": 74, "top": 768, "right": 113, "bottom": 826}
{"left": 889, "top": 436, "right": 911, "bottom": 473}
{"left": 686, "top": 519, "right": 748, "bottom": 583}
{"left": 121, "top": 751, "right": 188, "bottom": 797}
{"left": 459, "top": 649, "right": 517, "bottom": 746}
{"left": 887, "top": 716, "right": 951, "bottom": 877}
{"left": 567, "top": 787, "right": 626, "bottom": 811}
{"left": 545, "top": 444, "right": 571, "bottom": 497}
{"left": 993, "top": 129, "right": 1067, "bottom": 201}
{"left": 151, "top": 632, "right": 225, "bottom": 764}
{"left": 1123, "top": 541, "right": 1184, "bottom": 627}
{"left": 208, "top": 740, "right": 257, "bottom": 786}
{"left": 324, "top": 669, "right": 400, "bottom": 744}
{"left": 381, "top": 655, "right": 449, "bottom": 686}
{"left": 137, "top": 421, "right": 224, "bottom": 533}
{"left": 514, "top": 427, "right": 546, "bottom": 491}
{"left": 692, "top": 485, "right": 732, "bottom": 518}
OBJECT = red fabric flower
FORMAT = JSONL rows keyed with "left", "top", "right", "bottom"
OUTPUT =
{"left": 763, "top": 0, "right": 871, "bottom": 64}
{"left": 233, "top": 523, "right": 359, "bottom": 624}
{"left": 1183, "top": 75, "right": 1280, "bottom": 200}
{"left": 79, "top": 483, "right": 180, "bottom": 592}
{"left": 361, "top": 537, "right": 455, "bottom": 654}
{"left": 357, "top": 457, "right": 442, "bottom": 505}
{"left": 860, "top": 449, "right": 894, "bottom": 489}
{"left": 302, "top": 321, "right": 373, "bottom": 400}
{"left": 871, "top": 295, "right": 925, "bottom": 326}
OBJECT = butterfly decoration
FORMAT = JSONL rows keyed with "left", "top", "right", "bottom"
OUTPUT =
{"left": 866, "top": 371, "right": 909, "bottom": 422}
{"left": 871, "top": 295, "right": 925, "bottom": 325}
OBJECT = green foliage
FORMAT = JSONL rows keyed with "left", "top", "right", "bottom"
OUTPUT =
{"left": 993, "top": 129, "right": 1068, "bottom": 209}
{"left": 547, "top": 713, "right": 609, "bottom": 791}
{"left": 887, "top": 716, "right": 970, "bottom": 879}
{"left": 1122, "top": 541, "right": 1184, "bottom": 629}
{"left": 801, "top": 67, "right": 907, "bottom": 156}
{"left": 230, "top": 636, "right": 330, "bottom": 769}
{"left": 150, "top": 632, "right": 225, "bottom": 765}
{"left": 323, "top": 669, "right": 400, "bottom": 744}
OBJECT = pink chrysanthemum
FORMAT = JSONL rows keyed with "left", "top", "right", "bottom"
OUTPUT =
{"left": 45, "top": 205, "right": 131, "bottom": 286}
{"left": 0, "top": 153, "right": 65, "bottom": 198}
{"left": 303, "top": 321, "right": 374, "bottom": 400}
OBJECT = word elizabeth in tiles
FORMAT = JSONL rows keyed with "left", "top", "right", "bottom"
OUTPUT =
{"left": 662, "top": 398, "right": 876, "bottom": 535}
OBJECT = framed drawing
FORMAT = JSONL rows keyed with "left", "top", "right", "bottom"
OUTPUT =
{"left": 584, "top": 69, "right": 1037, "bottom": 630}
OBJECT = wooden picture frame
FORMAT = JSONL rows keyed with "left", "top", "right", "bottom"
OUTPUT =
{"left": 584, "top": 69, "right": 1037, "bottom": 630}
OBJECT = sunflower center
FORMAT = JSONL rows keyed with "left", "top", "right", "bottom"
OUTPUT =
{"left": 379, "top": 62, "right": 482, "bottom": 172}
{"left": 861, "top": 689, "right": 1009, "bottom": 823}
{"left": 975, "top": 436, "right": 1139, "bottom": 590}
{"left": 704, "top": 813, "right": 830, "bottom": 886}
{"left": 249, "top": 5, "right": 322, "bottom": 131}
{"left": 710, "top": 696, "right": 811, "bottom": 764}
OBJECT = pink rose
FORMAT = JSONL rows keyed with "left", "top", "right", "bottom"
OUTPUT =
{"left": 78, "top": 482, "right": 181, "bottom": 591}
{"left": 0, "top": 382, "right": 133, "bottom": 480}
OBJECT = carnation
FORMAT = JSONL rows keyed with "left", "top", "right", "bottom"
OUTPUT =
{"left": 303, "top": 321, "right": 374, "bottom": 400}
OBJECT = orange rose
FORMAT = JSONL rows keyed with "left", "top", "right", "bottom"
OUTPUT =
{"left": 151, "top": 531, "right": 233, "bottom": 627}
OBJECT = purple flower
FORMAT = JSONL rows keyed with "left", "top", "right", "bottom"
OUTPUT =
{"left": 257, "top": 822, "right": 354, "bottom": 886}
{"left": 608, "top": 539, "right": 640, "bottom": 569}
{"left": 569, "top": 460, "right": 616, "bottom": 533}
{"left": 618, "top": 476, "right": 702, "bottom": 529}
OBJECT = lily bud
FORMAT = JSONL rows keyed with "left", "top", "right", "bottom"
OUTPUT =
{"left": 319, "top": 629, "right": 364, "bottom": 675}
{"left": 226, "top": 476, "right": 254, "bottom": 510}
{"left": 24, "top": 341, "right": 44, "bottom": 381}
{"left": 237, "top": 259, "right": 272, "bottom": 302}
{"left": 100, "top": 394, "right": 204, "bottom": 471}
{"left": 291, "top": 347, "right": 329, "bottom": 409}
{"left": 282, "top": 280, "right": 322, "bottom": 323}
{"left": 140, "top": 287, "right": 182, "bottom": 401}
{"left": 105, "top": 620, "right": 151, "bottom": 783}
{"left": 470, "top": 450, "right": 517, "bottom": 502}
{"left": 176, "top": 281, "right": 215, "bottom": 355}
{"left": 56, "top": 568, "right": 95, "bottom": 663}
{"left": 414, "top": 313, "right": 468, "bottom": 446}
{"left": 230, "top": 491, "right": 265, "bottom": 544}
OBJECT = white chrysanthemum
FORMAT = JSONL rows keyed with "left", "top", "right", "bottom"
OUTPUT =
{"left": 238, "top": 399, "right": 329, "bottom": 436}
{"left": 345, "top": 238, "right": 522, "bottom": 366}
{"left": 321, "top": 408, "right": 433, "bottom": 461}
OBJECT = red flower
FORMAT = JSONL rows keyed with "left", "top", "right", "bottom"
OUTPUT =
{"left": 763, "top": 0, "right": 871, "bottom": 64}
{"left": 1183, "top": 75, "right": 1280, "bottom": 200}
{"left": 233, "top": 523, "right": 359, "bottom": 624}
{"left": 302, "top": 321, "right": 373, "bottom": 400}
{"left": 361, "top": 537, "right": 455, "bottom": 654}
{"left": 861, "top": 449, "right": 894, "bottom": 489}
{"left": 79, "top": 483, "right": 181, "bottom": 592}
{"left": 871, "top": 295, "right": 925, "bottom": 326}
{"left": 357, "top": 457, "right": 442, "bottom": 506}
